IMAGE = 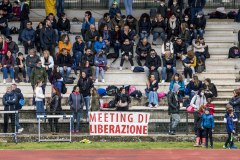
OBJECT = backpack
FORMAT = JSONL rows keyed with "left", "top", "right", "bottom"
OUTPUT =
{"left": 228, "top": 46, "right": 239, "bottom": 58}
{"left": 108, "top": 100, "right": 116, "bottom": 108}
{"left": 129, "top": 85, "right": 136, "bottom": 95}
{"left": 106, "top": 85, "right": 119, "bottom": 96}
{"left": 133, "top": 66, "right": 144, "bottom": 72}
{"left": 130, "top": 90, "right": 142, "bottom": 99}
{"left": 10, "top": 27, "right": 19, "bottom": 34}
{"left": 97, "top": 88, "right": 107, "bottom": 96}
{"left": 228, "top": 11, "right": 237, "bottom": 19}
{"left": 61, "top": 82, "right": 67, "bottom": 94}
{"left": 64, "top": 77, "right": 75, "bottom": 84}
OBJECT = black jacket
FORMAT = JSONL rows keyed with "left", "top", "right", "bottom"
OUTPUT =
{"left": 0, "top": 16, "right": 8, "bottom": 30}
{"left": 20, "top": 3, "right": 29, "bottom": 20}
{"left": 57, "top": 54, "right": 72, "bottom": 67}
{"left": 173, "top": 42, "right": 187, "bottom": 55}
{"left": 203, "top": 83, "right": 218, "bottom": 98}
{"left": 12, "top": 88, "right": 24, "bottom": 110}
{"left": 167, "top": 91, "right": 180, "bottom": 115}
{"left": 7, "top": 41, "right": 19, "bottom": 54}
{"left": 115, "top": 93, "right": 131, "bottom": 105}
{"left": 136, "top": 42, "right": 151, "bottom": 56}
{"left": 121, "top": 43, "right": 134, "bottom": 57}
{"left": 193, "top": 16, "right": 206, "bottom": 30}
{"left": 145, "top": 54, "right": 162, "bottom": 69}
{"left": 57, "top": 18, "right": 71, "bottom": 32}
{"left": 229, "top": 96, "right": 240, "bottom": 113}
{"left": 188, "top": 0, "right": 206, "bottom": 8}
{"left": 40, "top": 26, "right": 56, "bottom": 46}
{"left": 77, "top": 77, "right": 94, "bottom": 97}
{"left": 151, "top": 19, "right": 166, "bottom": 32}
{"left": 81, "top": 53, "right": 94, "bottom": 66}
{"left": 157, "top": 5, "right": 167, "bottom": 18}
{"left": 168, "top": 0, "right": 184, "bottom": 9}
{"left": 85, "top": 30, "right": 99, "bottom": 42}
{"left": 162, "top": 56, "right": 176, "bottom": 67}
{"left": 120, "top": 30, "right": 135, "bottom": 42}
{"left": 50, "top": 93, "right": 62, "bottom": 113}
{"left": 3, "top": 92, "right": 17, "bottom": 111}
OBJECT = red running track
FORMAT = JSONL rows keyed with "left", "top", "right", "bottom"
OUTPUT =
{"left": 0, "top": 150, "right": 240, "bottom": 160}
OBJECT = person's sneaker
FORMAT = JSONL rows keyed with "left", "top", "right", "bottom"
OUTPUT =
{"left": 75, "top": 130, "right": 79, "bottom": 133}
{"left": 193, "top": 143, "right": 201, "bottom": 147}
{"left": 3, "top": 79, "right": 6, "bottom": 84}
{"left": 102, "top": 79, "right": 105, "bottom": 83}
{"left": 131, "top": 66, "right": 134, "bottom": 71}
{"left": 210, "top": 145, "right": 213, "bottom": 149}
{"left": 169, "top": 131, "right": 175, "bottom": 135}
{"left": 12, "top": 79, "right": 15, "bottom": 83}
{"left": 161, "top": 80, "right": 165, "bottom": 84}
{"left": 18, "top": 128, "right": 24, "bottom": 134}
{"left": 119, "top": 67, "right": 122, "bottom": 71}
{"left": 148, "top": 104, "right": 153, "bottom": 108}
{"left": 230, "top": 145, "right": 238, "bottom": 149}
{"left": 223, "top": 145, "right": 228, "bottom": 149}
{"left": 15, "top": 79, "right": 19, "bottom": 83}
{"left": 71, "top": 130, "right": 75, "bottom": 133}
{"left": 95, "top": 79, "right": 98, "bottom": 83}
{"left": 184, "top": 79, "right": 188, "bottom": 84}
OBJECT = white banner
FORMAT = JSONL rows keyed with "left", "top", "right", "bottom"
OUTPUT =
{"left": 89, "top": 112, "right": 150, "bottom": 136}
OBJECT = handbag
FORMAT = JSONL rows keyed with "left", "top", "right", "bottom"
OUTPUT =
{"left": 187, "top": 105, "right": 194, "bottom": 113}
{"left": 117, "top": 100, "right": 128, "bottom": 108}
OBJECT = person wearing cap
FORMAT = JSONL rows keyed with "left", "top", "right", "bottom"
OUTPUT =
{"left": 166, "top": 13, "right": 180, "bottom": 40}
{"left": 109, "top": 1, "right": 121, "bottom": 19}
{"left": 192, "top": 11, "right": 206, "bottom": 39}
{"left": 188, "top": 0, "right": 206, "bottom": 20}
{"left": 201, "top": 107, "right": 214, "bottom": 148}
{"left": 167, "top": 83, "right": 181, "bottom": 135}
{"left": 94, "top": 50, "right": 107, "bottom": 83}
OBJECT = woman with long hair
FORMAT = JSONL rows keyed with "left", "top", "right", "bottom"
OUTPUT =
{"left": 35, "top": 22, "right": 44, "bottom": 53}
{"left": 0, "top": 34, "right": 8, "bottom": 62}
{"left": 41, "top": 50, "right": 54, "bottom": 81}
{"left": 187, "top": 75, "right": 203, "bottom": 99}
{"left": 48, "top": 86, "right": 62, "bottom": 133}
{"left": 161, "top": 51, "right": 177, "bottom": 83}
{"left": 68, "top": 85, "right": 84, "bottom": 133}
{"left": 169, "top": 73, "right": 185, "bottom": 99}
{"left": 2, "top": 50, "right": 15, "bottom": 83}
{"left": 146, "top": 74, "right": 159, "bottom": 108}
{"left": 58, "top": 34, "right": 72, "bottom": 53}
{"left": 183, "top": 51, "right": 197, "bottom": 83}
{"left": 138, "top": 13, "right": 151, "bottom": 39}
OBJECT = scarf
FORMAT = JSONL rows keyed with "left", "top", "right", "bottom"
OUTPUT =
{"left": 169, "top": 18, "right": 176, "bottom": 29}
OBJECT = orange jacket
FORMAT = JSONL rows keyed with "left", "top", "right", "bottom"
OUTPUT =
{"left": 58, "top": 41, "right": 72, "bottom": 53}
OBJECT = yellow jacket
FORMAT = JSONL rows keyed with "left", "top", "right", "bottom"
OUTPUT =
{"left": 58, "top": 41, "right": 72, "bottom": 53}
{"left": 190, "top": 56, "right": 197, "bottom": 68}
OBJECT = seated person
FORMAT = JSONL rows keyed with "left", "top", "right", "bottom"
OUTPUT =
{"left": 0, "top": 0, "right": 12, "bottom": 20}
{"left": 94, "top": 36, "right": 108, "bottom": 54}
{"left": 21, "top": 21, "right": 35, "bottom": 55}
{"left": 138, "top": 13, "right": 151, "bottom": 39}
{"left": 152, "top": 14, "right": 166, "bottom": 45}
{"left": 26, "top": 49, "right": 40, "bottom": 82}
{"left": 81, "top": 48, "right": 94, "bottom": 67}
{"left": 162, "top": 40, "right": 174, "bottom": 56}
{"left": 1, "top": 50, "right": 15, "bottom": 84}
{"left": 193, "top": 38, "right": 206, "bottom": 70}
{"left": 57, "top": 12, "right": 71, "bottom": 35}
{"left": 146, "top": 74, "right": 159, "bottom": 108}
{"left": 161, "top": 52, "right": 176, "bottom": 83}
{"left": 98, "top": 13, "right": 111, "bottom": 32}
{"left": 169, "top": 73, "right": 185, "bottom": 98}
{"left": 166, "top": 14, "right": 180, "bottom": 40}
{"left": 125, "top": 15, "right": 138, "bottom": 36}
{"left": 6, "top": 36, "right": 19, "bottom": 60}
{"left": 44, "top": 13, "right": 58, "bottom": 42}
{"left": 187, "top": 75, "right": 203, "bottom": 99}
{"left": 135, "top": 37, "right": 151, "bottom": 66}
{"left": 50, "top": 66, "right": 64, "bottom": 92}
{"left": 180, "top": 22, "right": 192, "bottom": 47}
{"left": 41, "top": 50, "right": 54, "bottom": 81}
{"left": 170, "top": 0, "right": 182, "bottom": 20}
{"left": 120, "top": 25, "right": 136, "bottom": 44}
{"left": 81, "top": 11, "right": 95, "bottom": 40}
{"left": 173, "top": 37, "right": 187, "bottom": 59}
{"left": 100, "top": 25, "right": 111, "bottom": 53}
{"left": 94, "top": 50, "right": 107, "bottom": 83}
{"left": 57, "top": 48, "right": 72, "bottom": 81}
{"left": 11, "top": 1, "right": 20, "bottom": 21}
{"left": 109, "top": 1, "right": 121, "bottom": 19}
{"left": 110, "top": 25, "right": 121, "bottom": 59}
{"left": 193, "top": 11, "right": 206, "bottom": 39}
{"left": 110, "top": 11, "right": 125, "bottom": 30}
{"left": 14, "top": 52, "right": 27, "bottom": 83}
{"left": 81, "top": 61, "right": 92, "bottom": 79}
{"left": 144, "top": 49, "right": 162, "bottom": 82}
{"left": 203, "top": 78, "right": 218, "bottom": 99}
{"left": 120, "top": 38, "right": 134, "bottom": 71}
{"left": 72, "top": 36, "right": 85, "bottom": 73}
{"left": 58, "top": 34, "right": 72, "bottom": 54}
{"left": 85, "top": 24, "right": 99, "bottom": 49}
{"left": 0, "top": 8, "right": 10, "bottom": 36}
{"left": 114, "top": 87, "right": 131, "bottom": 111}
{"left": 182, "top": 51, "right": 196, "bottom": 83}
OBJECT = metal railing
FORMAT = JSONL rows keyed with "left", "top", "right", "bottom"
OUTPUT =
{"left": 28, "top": 0, "right": 240, "bottom": 9}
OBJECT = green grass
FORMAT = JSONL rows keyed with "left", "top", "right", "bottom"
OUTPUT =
{"left": 0, "top": 142, "right": 239, "bottom": 150}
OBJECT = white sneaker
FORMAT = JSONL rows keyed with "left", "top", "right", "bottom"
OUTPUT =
{"left": 18, "top": 128, "right": 24, "bottom": 133}
{"left": 95, "top": 79, "right": 98, "bottom": 83}
{"left": 119, "top": 67, "right": 122, "bottom": 71}
{"left": 161, "top": 80, "right": 165, "bottom": 84}
{"left": 3, "top": 79, "right": 6, "bottom": 84}
{"left": 131, "top": 66, "right": 134, "bottom": 71}
{"left": 184, "top": 79, "right": 188, "bottom": 84}
{"left": 12, "top": 79, "right": 15, "bottom": 83}
{"left": 102, "top": 79, "right": 105, "bottom": 83}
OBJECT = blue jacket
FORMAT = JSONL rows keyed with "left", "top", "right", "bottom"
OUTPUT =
{"left": 169, "top": 80, "right": 185, "bottom": 92}
{"left": 21, "top": 28, "right": 35, "bottom": 42}
{"left": 72, "top": 41, "right": 85, "bottom": 54}
{"left": 201, "top": 114, "right": 214, "bottom": 129}
{"left": 109, "top": 7, "right": 121, "bottom": 19}
{"left": 226, "top": 116, "right": 234, "bottom": 133}
{"left": 188, "top": 0, "right": 206, "bottom": 8}
{"left": 94, "top": 41, "right": 107, "bottom": 53}
{"left": 2, "top": 92, "right": 17, "bottom": 111}
{"left": 82, "top": 17, "right": 95, "bottom": 31}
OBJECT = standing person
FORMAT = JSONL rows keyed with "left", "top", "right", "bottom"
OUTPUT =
{"left": 26, "top": 49, "right": 40, "bottom": 83}
{"left": 56, "top": 0, "right": 64, "bottom": 18}
{"left": 3, "top": 86, "right": 17, "bottom": 133}
{"left": 41, "top": 50, "right": 54, "bottom": 81}
{"left": 40, "top": 19, "right": 56, "bottom": 62}
{"left": 18, "top": 0, "right": 30, "bottom": 43}
{"left": 14, "top": 52, "right": 27, "bottom": 83}
{"left": 201, "top": 107, "right": 214, "bottom": 149}
{"left": 229, "top": 89, "right": 240, "bottom": 135}
{"left": 68, "top": 85, "right": 84, "bottom": 133}
{"left": 77, "top": 71, "right": 94, "bottom": 122}
{"left": 2, "top": 50, "right": 15, "bottom": 84}
{"left": 109, "top": 0, "right": 120, "bottom": 9}
{"left": 35, "top": 80, "right": 45, "bottom": 119}
{"left": 223, "top": 107, "right": 238, "bottom": 149}
{"left": 193, "top": 105, "right": 205, "bottom": 147}
{"left": 21, "top": 21, "right": 35, "bottom": 55}
{"left": 30, "top": 59, "right": 47, "bottom": 105}
{"left": 167, "top": 83, "right": 181, "bottom": 135}
{"left": 188, "top": 0, "right": 206, "bottom": 20}
{"left": 124, "top": 0, "right": 133, "bottom": 16}
{"left": 146, "top": 74, "right": 159, "bottom": 108}
{"left": 48, "top": 86, "right": 62, "bottom": 133}
{"left": 11, "top": 83, "right": 24, "bottom": 133}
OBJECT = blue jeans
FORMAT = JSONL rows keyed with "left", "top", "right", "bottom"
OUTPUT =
{"left": 113, "top": 43, "right": 121, "bottom": 58}
{"left": 191, "top": 8, "right": 202, "bottom": 20}
{"left": 56, "top": 0, "right": 64, "bottom": 17}
{"left": 161, "top": 67, "right": 177, "bottom": 81}
{"left": 2, "top": 67, "right": 14, "bottom": 79}
{"left": 124, "top": 0, "right": 133, "bottom": 16}
{"left": 84, "top": 96, "right": 91, "bottom": 120}
{"left": 153, "top": 31, "right": 166, "bottom": 42}
{"left": 59, "top": 67, "right": 71, "bottom": 80}
{"left": 36, "top": 101, "right": 45, "bottom": 119}
{"left": 16, "top": 112, "right": 21, "bottom": 130}
{"left": 27, "top": 67, "right": 33, "bottom": 80}
{"left": 71, "top": 111, "right": 82, "bottom": 131}
{"left": 194, "top": 29, "right": 204, "bottom": 39}
{"left": 73, "top": 51, "right": 82, "bottom": 67}
{"left": 139, "top": 32, "right": 149, "bottom": 40}
{"left": 95, "top": 66, "right": 104, "bottom": 80}
{"left": 148, "top": 91, "right": 158, "bottom": 105}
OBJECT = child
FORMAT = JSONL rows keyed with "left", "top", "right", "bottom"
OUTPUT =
{"left": 224, "top": 107, "right": 238, "bottom": 149}
{"left": 205, "top": 98, "right": 215, "bottom": 116}
{"left": 193, "top": 105, "right": 205, "bottom": 147}
{"left": 12, "top": 1, "right": 20, "bottom": 21}
{"left": 35, "top": 80, "right": 45, "bottom": 120}
{"left": 120, "top": 38, "right": 134, "bottom": 71}
{"left": 201, "top": 107, "right": 214, "bottom": 148}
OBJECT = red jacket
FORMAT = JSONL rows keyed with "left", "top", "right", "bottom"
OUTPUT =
{"left": 205, "top": 103, "right": 215, "bottom": 116}
{"left": 0, "top": 42, "right": 8, "bottom": 55}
